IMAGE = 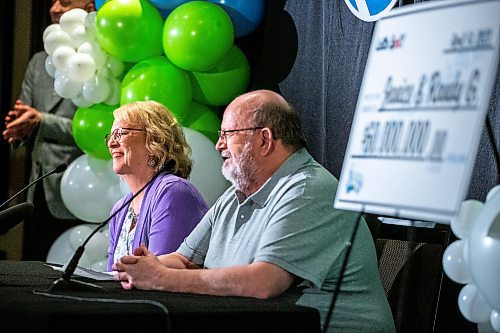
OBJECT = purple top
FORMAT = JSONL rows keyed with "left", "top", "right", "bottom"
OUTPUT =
{"left": 107, "top": 171, "right": 208, "bottom": 271}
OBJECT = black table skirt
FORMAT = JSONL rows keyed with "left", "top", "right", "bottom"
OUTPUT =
{"left": 0, "top": 261, "right": 320, "bottom": 333}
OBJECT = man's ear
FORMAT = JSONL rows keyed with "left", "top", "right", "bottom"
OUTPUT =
{"left": 259, "top": 127, "right": 274, "bottom": 156}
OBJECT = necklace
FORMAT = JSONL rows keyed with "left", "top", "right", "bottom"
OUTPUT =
{"left": 127, "top": 206, "right": 138, "bottom": 231}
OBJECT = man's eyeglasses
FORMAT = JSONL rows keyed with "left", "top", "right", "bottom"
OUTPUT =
{"left": 104, "top": 127, "right": 146, "bottom": 145}
{"left": 217, "top": 127, "right": 264, "bottom": 142}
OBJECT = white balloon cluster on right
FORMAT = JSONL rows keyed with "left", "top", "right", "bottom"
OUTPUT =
{"left": 443, "top": 185, "right": 500, "bottom": 331}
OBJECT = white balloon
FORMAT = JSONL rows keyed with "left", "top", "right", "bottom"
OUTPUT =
{"left": 107, "top": 182, "right": 124, "bottom": 209}
{"left": 69, "top": 224, "right": 94, "bottom": 250}
{"left": 44, "top": 55, "right": 56, "bottom": 78}
{"left": 486, "top": 185, "right": 500, "bottom": 202}
{"left": 82, "top": 75, "right": 111, "bottom": 104}
{"left": 54, "top": 72, "right": 83, "bottom": 98}
{"left": 44, "top": 29, "right": 72, "bottom": 55}
{"left": 52, "top": 46, "right": 76, "bottom": 71}
{"left": 478, "top": 321, "right": 497, "bottom": 333}
{"left": 71, "top": 93, "right": 93, "bottom": 108}
{"left": 91, "top": 155, "right": 121, "bottom": 178}
{"left": 43, "top": 23, "right": 61, "bottom": 43}
{"left": 459, "top": 284, "right": 493, "bottom": 323}
{"left": 451, "top": 200, "right": 483, "bottom": 239}
{"left": 119, "top": 177, "right": 131, "bottom": 196}
{"left": 79, "top": 252, "right": 95, "bottom": 269}
{"left": 91, "top": 259, "right": 108, "bottom": 272}
{"left": 59, "top": 8, "right": 88, "bottom": 34}
{"left": 97, "top": 66, "right": 111, "bottom": 78}
{"left": 84, "top": 11, "right": 97, "bottom": 36}
{"left": 86, "top": 231, "right": 109, "bottom": 262}
{"left": 442, "top": 240, "right": 471, "bottom": 284}
{"left": 70, "top": 25, "right": 88, "bottom": 49}
{"left": 469, "top": 188, "right": 500, "bottom": 310}
{"left": 78, "top": 41, "right": 107, "bottom": 69}
{"left": 67, "top": 53, "right": 96, "bottom": 82}
{"left": 100, "top": 225, "right": 110, "bottom": 240}
{"left": 491, "top": 310, "right": 500, "bottom": 332}
{"left": 46, "top": 228, "right": 74, "bottom": 264}
{"left": 105, "top": 56, "right": 125, "bottom": 78}
{"left": 183, "top": 127, "right": 230, "bottom": 206}
{"left": 104, "top": 78, "right": 121, "bottom": 105}
{"left": 60, "top": 154, "right": 121, "bottom": 222}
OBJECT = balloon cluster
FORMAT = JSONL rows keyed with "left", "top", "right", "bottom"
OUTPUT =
{"left": 442, "top": 185, "right": 500, "bottom": 331}
{"left": 45, "top": 0, "right": 264, "bottom": 263}
{"left": 60, "top": 155, "right": 129, "bottom": 222}
{"left": 43, "top": 10, "right": 124, "bottom": 108}
{"left": 92, "top": 0, "right": 257, "bottom": 126}
{"left": 47, "top": 224, "right": 109, "bottom": 270}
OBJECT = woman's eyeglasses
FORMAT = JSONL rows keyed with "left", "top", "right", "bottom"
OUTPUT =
{"left": 104, "top": 127, "right": 146, "bottom": 145}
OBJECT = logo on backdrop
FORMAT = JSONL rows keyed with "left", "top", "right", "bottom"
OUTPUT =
{"left": 346, "top": 169, "right": 364, "bottom": 194}
{"left": 344, "top": 0, "right": 398, "bottom": 22}
{"left": 376, "top": 34, "right": 406, "bottom": 51}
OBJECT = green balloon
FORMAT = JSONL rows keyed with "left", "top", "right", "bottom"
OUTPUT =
{"left": 163, "top": 1, "right": 234, "bottom": 71}
{"left": 96, "top": 0, "right": 164, "bottom": 62}
{"left": 120, "top": 56, "right": 192, "bottom": 122}
{"left": 73, "top": 103, "right": 116, "bottom": 160}
{"left": 183, "top": 102, "right": 221, "bottom": 143}
{"left": 190, "top": 45, "right": 250, "bottom": 106}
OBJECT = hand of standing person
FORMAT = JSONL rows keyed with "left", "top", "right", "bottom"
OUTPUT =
{"left": 3, "top": 99, "right": 42, "bottom": 143}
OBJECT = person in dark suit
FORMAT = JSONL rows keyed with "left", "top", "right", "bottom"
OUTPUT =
{"left": 2, "top": 0, "right": 95, "bottom": 261}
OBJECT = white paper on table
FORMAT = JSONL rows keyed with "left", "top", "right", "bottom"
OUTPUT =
{"left": 46, "top": 264, "right": 117, "bottom": 281}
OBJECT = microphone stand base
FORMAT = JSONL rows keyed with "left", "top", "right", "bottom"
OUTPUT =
{"left": 48, "top": 277, "right": 105, "bottom": 292}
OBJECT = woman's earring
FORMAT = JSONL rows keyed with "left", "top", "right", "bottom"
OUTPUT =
{"left": 147, "top": 156, "right": 157, "bottom": 167}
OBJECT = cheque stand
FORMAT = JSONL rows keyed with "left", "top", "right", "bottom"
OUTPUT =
{"left": 329, "top": 0, "right": 500, "bottom": 331}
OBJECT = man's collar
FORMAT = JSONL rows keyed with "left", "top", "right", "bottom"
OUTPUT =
{"left": 239, "top": 148, "right": 310, "bottom": 207}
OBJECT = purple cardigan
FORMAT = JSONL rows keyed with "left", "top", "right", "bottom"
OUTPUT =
{"left": 107, "top": 171, "right": 208, "bottom": 271}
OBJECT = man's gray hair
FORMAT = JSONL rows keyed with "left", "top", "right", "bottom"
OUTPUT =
{"left": 251, "top": 99, "right": 307, "bottom": 151}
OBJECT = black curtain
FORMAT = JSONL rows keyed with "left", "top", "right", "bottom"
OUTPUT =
{"left": 0, "top": 1, "right": 15, "bottom": 204}
{"left": 468, "top": 66, "right": 500, "bottom": 200}
{"left": 31, "top": 0, "right": 53, "bottom": 54}
{"left": 250, "top": 0, "right": 498, "bottom": 200}
{"left": 0, "top": 0, "right": 51, "bottom": 205}
{"left": 248, "top": 0, "right": 497, "bottom": 331}
{"left": 279, "top": 1, "right": 374, "bottom": 180}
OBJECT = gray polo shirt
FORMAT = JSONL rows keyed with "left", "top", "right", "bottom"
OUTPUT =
{"left": 178, "top": 148, "right": 395, "bottom": 332}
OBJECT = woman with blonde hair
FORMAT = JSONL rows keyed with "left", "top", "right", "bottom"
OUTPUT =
{"left": 106, "top": 101, "right": 208, "bottom": 271}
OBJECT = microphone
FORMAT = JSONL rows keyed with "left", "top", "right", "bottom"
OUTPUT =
{"left": 47, "top": 172, "right": 160, "bottom": 292}
{"left": 0, "top": 163, "right": 67, "bottom": 211}
{"left": 0, "top": 202, "right": 34, "bottom": 234}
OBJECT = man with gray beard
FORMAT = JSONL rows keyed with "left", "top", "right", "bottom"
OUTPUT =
{"left": 114, "top": 90, "right": 395, "bottom": 332}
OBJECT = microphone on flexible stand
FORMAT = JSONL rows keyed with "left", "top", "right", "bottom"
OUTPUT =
{"left": 0, "top": 163, "right": 67, "bottom": 211}
{"left": 0, "top": 202, "right": 34, "bottom": 234}
{"left": 47, "top": 172, "right": 160, "bottom": 292}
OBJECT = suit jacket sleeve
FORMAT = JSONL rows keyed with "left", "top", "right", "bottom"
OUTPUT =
{"left": 38, "top": 113, "right": 77, "bottom": 146}
{"left": 19, "top": 52, "right": 78, "bottom": 147}
{"left": 19, "top": 54, "right": 36, "bottom": 107}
